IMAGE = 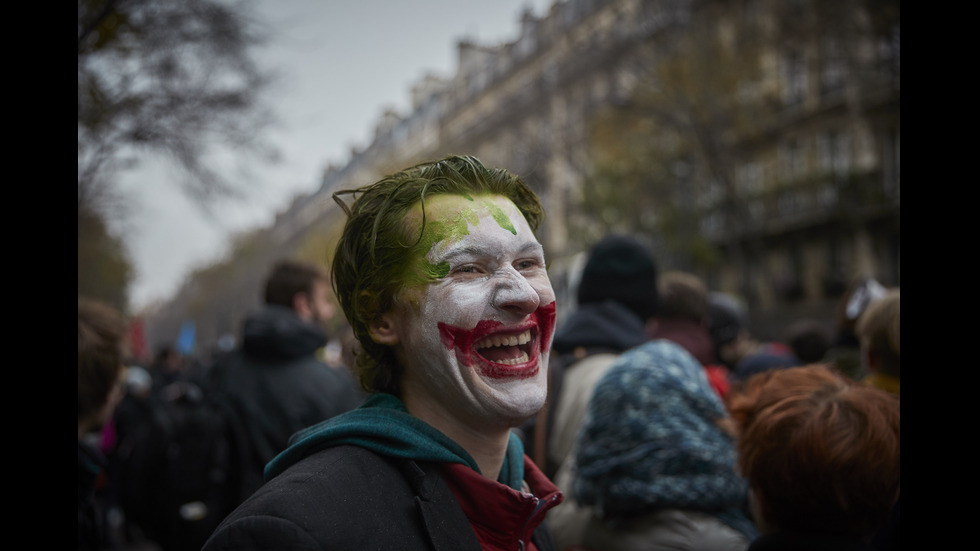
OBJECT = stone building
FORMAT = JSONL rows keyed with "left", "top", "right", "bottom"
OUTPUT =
{"left": 149, "top": 0, "right": 899, "bottom": 352}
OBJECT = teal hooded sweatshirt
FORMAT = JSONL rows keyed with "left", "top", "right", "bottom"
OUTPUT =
{"left": 264, "top": 393, "right": 527, "bottom": 490}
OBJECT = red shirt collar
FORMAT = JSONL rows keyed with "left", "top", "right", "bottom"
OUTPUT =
{"left": 442, "top": 455, "right": 563, "bottom": 550}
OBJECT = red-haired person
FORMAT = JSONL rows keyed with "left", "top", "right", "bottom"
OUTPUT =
{"left": 728, "top": 364, "right": 900, "bottom": 550}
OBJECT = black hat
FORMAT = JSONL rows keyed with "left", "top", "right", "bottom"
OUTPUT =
{"left": 577, "top": 234, "right": 659, "bottom": 322}
{"left": 708, "top": 292, "right": 747, "bottom": 348}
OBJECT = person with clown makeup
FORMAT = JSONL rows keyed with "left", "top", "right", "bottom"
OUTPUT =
{"left": 203, "top": 155, "right": 563, "bottom": 551}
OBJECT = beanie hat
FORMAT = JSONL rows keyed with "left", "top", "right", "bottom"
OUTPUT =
{"left": 577, "top": 234, "right": 659, "bottom": 322}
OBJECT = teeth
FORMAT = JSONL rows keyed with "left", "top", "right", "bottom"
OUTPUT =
{"left": 494, "top": 352, "right": 530, "bottom": 366}
{"left": 475, "top": 330, "right": 531, "bottom": 350}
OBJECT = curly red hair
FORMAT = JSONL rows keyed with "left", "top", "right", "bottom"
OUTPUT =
{"left": 727, "top": 364, "right": 900, "bottom": 539}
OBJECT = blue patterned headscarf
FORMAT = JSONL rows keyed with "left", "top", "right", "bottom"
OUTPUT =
{"left": 572, "top": 339, "right": 757, "bottom": 539}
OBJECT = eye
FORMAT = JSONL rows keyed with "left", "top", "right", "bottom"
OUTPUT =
{"left": 451, "top": 264, "right": 486, "bottom": 278}
{"left": 515, "top": 258, "right": 542, "bottom": 271}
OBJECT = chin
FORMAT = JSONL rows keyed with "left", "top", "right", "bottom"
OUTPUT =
{"left": 480, "top": 369, "right": 548, "bottom": 424}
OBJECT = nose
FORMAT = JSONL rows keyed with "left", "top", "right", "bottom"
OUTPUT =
{"left": 492, "top": 266, "right": 541, "bottom": 317}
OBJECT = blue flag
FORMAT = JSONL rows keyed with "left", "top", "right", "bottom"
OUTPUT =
{"left": 176, "top": 321, "right": 196, "bottom": 356}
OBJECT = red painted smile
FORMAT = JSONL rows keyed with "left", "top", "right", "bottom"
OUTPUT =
{"left": 438, "top": 302, "right": 557, "bottom": 380}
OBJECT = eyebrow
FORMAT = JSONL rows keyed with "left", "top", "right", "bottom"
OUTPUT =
{"left": 437, "top": 240, "right": 545, "bottom": 263}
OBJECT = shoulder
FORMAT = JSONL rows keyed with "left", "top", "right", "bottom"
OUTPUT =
{"left": 553, "top": 352, "right": 620, "bottom": 425}
{"left": 281, "top": 362, "right": 365, "bottom": 413}
{"left": 243, "top": 445, "right": 415, "bottom": 514}
{"left": 583, "top": 509, "right": 749, "bottom": 551}
{"left": 560, "top": 353, "right": 620, "bottom": 397}
{"left": 205, "top": 446, "right": 450, "bottom": 550}
{"left": 661, "top": 509, "right": 750, "bottom": 550}
{"left": 203, "top": 514, "right": 321, "bottom": 551}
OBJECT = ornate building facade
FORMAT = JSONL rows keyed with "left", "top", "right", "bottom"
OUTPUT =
{"left": 148, "top": 0, "right": 899, "bottom": 352}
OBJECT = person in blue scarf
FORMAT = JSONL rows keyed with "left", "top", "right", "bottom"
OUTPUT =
{"left": 203, "top": 155, "right": 563, "bottom": 551}
{"left": 568, "top": 339, "right": 759, "bottom": 550}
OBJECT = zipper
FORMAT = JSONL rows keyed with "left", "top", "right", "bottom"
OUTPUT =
{"left": 517, "top": 492, "right": 560, "bottom": 550}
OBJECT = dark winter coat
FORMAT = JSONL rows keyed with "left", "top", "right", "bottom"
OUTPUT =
{"left": 203, "top": 393, "right": 559, "bottom": 550}
{"left": 203, "top": 444, "right": 557, "bottom": 551}
{"left": 551, "top": 300, "right": 649, "bottom": 357}
{"left": 209, "top": 305, "right": 364, "bottom": 496}
{"left": 78, "top": 439, "right": 107, "bottom": 551}
{"left": 747, "top": 531, "right": 879, "bottom": 551}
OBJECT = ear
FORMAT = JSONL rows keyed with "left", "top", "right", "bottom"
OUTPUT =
{"left": 292, "top": 292, "right": 312, "bottom": 321}
{"left": 368, "top": 312, "right": 401, "bottom": 346}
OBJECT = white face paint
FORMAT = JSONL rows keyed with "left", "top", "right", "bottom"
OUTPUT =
{"left": 388, "top": 194, "right": 557, "bottom": 430}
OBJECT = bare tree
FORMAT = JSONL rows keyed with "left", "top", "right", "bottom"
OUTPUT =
{"left": 78, "top": 0, "right": 275, "bottom": 217}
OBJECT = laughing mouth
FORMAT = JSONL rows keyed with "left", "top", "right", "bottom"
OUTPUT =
{"left": 437, "top": 302, "right": 557, "bottom": 380}
{"left": 473, "top": 329, "right": 534, "bottom": 366}
{"left": 438, "top": 321, "right": 540, "bottom": 378}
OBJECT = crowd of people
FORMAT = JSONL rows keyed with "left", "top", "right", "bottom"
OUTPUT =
{"left": 80, "top": 154, "right": 900, "bottom": 551}
{"left": 537, "top": 233, "right": 899, "bottom": 551}
{"left": 79, "top": 260, "right": 366, "bottom": 551}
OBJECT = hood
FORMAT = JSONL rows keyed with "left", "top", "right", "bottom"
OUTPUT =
{"left": 572, "top": 339, "right": 758, "bottom": 540}
{"left": 241, "top": 305, "right": 327, "bottom": 360}
{"left": 552, "top": 300, "right": 648, "bottom": 354}
{"left": 264, "top": 393, "right": 527, "bottom": 490}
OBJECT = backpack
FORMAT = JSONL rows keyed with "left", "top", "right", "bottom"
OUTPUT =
{"left": 121, "top": 380, "right": 250, "bottom": 551}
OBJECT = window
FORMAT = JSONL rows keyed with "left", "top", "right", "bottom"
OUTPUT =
{"left": 879, "top": 25, "right": 901, "bottom": 82}
{"left": 779, "top": 139, "right": 805, "bottom": 181}
{"left": 819, "top": 36, "right": 845, "bottom": 96}
{"left": 817, "top": 130, "right": 851, "bottom": 180}
{"left": 737, "top": 161, "right": 763, "bottom": 194}
{"left": 781, "top": 49, "right": 807, "bottom": 106}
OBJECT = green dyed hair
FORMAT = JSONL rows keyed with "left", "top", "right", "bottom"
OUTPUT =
{"left": 331, "top": 155, "right": 544, "bottom": 395}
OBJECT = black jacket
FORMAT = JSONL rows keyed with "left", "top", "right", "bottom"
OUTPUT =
{"left": 202, "top": 444, "right": 555, "bottom": 550}
{"left": 747, "top": 531, "right": 879, "bottom": 551}
{"left": 209, "top": 305, "right": 364, "bottom": 495}
{"left": 551, "top": 300, "right": 649, "bottom": 357}
{"left": 78, "top": 439, "right": 106, "bottom": 551}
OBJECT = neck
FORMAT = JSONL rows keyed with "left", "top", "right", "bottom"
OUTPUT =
{"left": 403, "top": 391, "right": 512, "bottom": 482}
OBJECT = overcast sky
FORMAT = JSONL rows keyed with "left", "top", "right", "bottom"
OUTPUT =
{"left": 114, "top": 0, "right": 556, "bottom": 311}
